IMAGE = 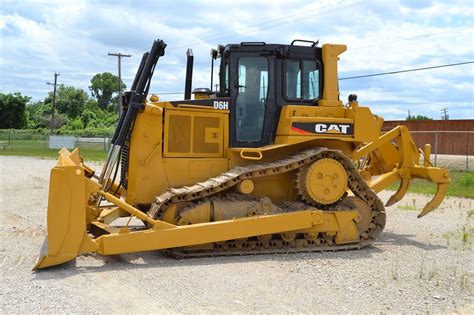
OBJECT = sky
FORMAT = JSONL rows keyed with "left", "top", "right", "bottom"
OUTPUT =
{"left": 0, "top": 0, "right": 473, "bottom": 120}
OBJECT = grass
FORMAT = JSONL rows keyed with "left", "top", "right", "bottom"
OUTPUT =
{"left": 460, "top": 273, "right": 470, "bottom": 290}
{"left": 419, "top": 253, "right": 426, "bottom": 279}
{"left": 398, "top": 198, "right": 418, "bottom": 211}
{"left": 0, "top": 140, "right": 108, "bottom": 161}
{"left": 387, "top": 170, "right": 474, "bottom": 199}
{"left": 443, "top": 225, "right": 473, "bottom": 250}
{"left": 398, "top": 204, "right": 417, "bottom": 211}
{"left": 1, "top": 140, "right": 473, "bottom": 198}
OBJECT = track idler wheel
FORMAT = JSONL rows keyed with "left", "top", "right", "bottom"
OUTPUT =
{"left": 280, "top": 232, "right": 296, "bottom": 242}
{"left": 297, "top": 158, "right": 348, "bottom": 205}
{"left": 341, "top": 196, "right": 372, "bottom": 234}
{"left": 160, "top": 202, "right": 194, "bottom": 224}
{"left": 303, "top": 232, "right": 318, "bottom": 241}
{"left": 257, "top": 234, "right": 272, "bottom": 242}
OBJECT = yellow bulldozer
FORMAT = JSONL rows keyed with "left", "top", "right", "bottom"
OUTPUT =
{"left": 34, "top": 39, "right": 451, "bottom": 269}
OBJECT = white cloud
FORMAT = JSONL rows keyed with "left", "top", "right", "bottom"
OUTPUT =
{"left": 0, "top": 0, "right": 473, "bottom": 119}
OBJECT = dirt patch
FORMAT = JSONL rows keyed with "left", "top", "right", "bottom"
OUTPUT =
{"left": 0, "top": 156, "right": 472, "bottom": 313}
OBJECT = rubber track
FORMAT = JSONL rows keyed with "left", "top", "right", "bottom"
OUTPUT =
{"left": 148, "top": 148, "right": 386, "bottom": 256}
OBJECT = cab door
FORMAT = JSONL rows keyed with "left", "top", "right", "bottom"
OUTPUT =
{"left": 229, "top": 53, "right": 277, "bottom": 148}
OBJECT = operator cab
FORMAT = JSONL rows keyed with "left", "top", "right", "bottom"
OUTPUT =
{"left": 217, "top": 40, "right": 323, "bottom": 147}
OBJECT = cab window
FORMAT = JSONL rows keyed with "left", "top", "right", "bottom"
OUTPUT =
{"left": 235, "top": 56, "right": 268, "bottom": 142}
{"left": 285, "top": 59, "right": 320, "bottom": 100}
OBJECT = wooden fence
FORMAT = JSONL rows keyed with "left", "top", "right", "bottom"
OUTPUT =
{"left": 382, "top": 120, "right": 474, "bottom": 155}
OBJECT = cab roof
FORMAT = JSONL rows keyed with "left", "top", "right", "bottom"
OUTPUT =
{"left": 222, "top": 41, "right": 322, "bottom": 59}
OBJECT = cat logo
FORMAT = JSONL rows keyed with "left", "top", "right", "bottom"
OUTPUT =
{"left": 315, "top": 123, "right": 351, "bottom": 134}
{"left": 213, "top": 101, "right": 229, "bottom": 110}
{"left": 291, "top": 122, "right": 354, "bottom": 135}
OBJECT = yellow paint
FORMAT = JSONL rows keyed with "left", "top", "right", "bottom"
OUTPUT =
{"left": 34, "top": 41, "right": 451, "bottom": 270}
{"left": 319, "top": 44, "right": 347, "bottom": 107}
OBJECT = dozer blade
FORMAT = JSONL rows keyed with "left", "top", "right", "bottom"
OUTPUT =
{"left": 385, "top": 178, "right": 410, "bottom": 207}
{"left": 33, "top": 149, "right": 90, "bottom": 270}
{"left": 418, "top": 183, "right": 449, "bottom": 218}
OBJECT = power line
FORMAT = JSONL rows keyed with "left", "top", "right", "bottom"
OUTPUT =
{"left": 208, "top": 1, "right": 355, "bottom": 40}
{"left": 168, "top": 3, "right": 470, "bottom": 53}
{"left": 348, "top": 26, "right": 473, "bottom": 50}
{"left": 169, "top": 1, "right": 366, "bottom": 49}
{"left": 170, "top": 0, "right": 357, "bottom": 46}
{"left": 339, "top": 61, "right": 474, "bottom": 80}
{"left": 153, "top": 61, "right": 474, "bottom": 95}
{"left": 441, "top": 108, "right": 449, "bottom": 120}
{"left": 46, "top": 72, "right": 60, "bottom": 134}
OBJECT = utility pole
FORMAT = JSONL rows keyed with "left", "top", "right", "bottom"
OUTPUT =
{"left": 108, "top": 52, "right": 131, "bottom": 114}
{"left": 46, "top": 72, "right": 60, "bottom": 134}
{"left": 441, "top": 108, "right": 449, "bottom": 120}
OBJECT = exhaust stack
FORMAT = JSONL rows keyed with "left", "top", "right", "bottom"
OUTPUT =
{"left": 184, "top": 48, "right": 194, "bottom": 100}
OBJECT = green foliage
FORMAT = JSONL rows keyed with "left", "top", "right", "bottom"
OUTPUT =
{"left": 0, "top": 128, "right": 49, "bottom": 141}
{"left": 80, "top": 109, "right": 97, "bottom": 127}
{"left": 26, "top": 99, "right": 68, "bottom": 130}
{"left": 387, "top": 170, "right": 474, "bottom": 198}
{"left": 0, "top": 93, "right": 30, "bottom": 129}
{"left": 6, "top": 72, "right": 123, "bottom": 137}
{"left": 53, "top": 85, "right": 89, "bottom": 118}
{"left": 406, "top": 114, "right": 433, "bottom": 121}
{"left": 0, "top": 139, "right": 108, "bottom": 161}
{"left": 459, "top": 172, "right": 473, "bottom": 187}
{"left": 56, "top": 126, "right": 115, "bottom": 137}
{"left": 89, "top": 72, "right": 126, "bottom": 111}
{"left": 60, "top": 117, "right": 84, "bottom": 131}
{"left": 83, "top": 108, "right": 118, "bottom": 128}
{"left": 26, "top": 101, "right": 50, "bottom": 129}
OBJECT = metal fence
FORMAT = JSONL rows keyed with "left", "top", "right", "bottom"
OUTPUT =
{"left": 0, "top": 130, "right": 472, "bottom": 170}
{"left": 408, "top": 131, "right": 473, "bottom": 171}
{"left": 0, "top": 131, "right": 113, "bottom": 154}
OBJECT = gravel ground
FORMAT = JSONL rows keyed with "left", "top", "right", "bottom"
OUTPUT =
{"left": 432, "top": 154, "right": 473, "bottom": 171}
{"left": 0, "top": 156, "right": 472, "bottom": 314}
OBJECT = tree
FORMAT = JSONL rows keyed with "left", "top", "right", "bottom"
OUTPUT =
{"left": 45, "top": 85, "right": 88, "bottom": 119}
{"left": 406, "top": 114, "right": 433, "bottom": 121}
{"left": 61, "top": 117, "right": 84, "bottom": 131}
{"left": 26, "top": 101, "right": 50, "bottom": 129}
{"left": 89, "top": 72, "right": 126, "bottom": 111}
{"left": 406, "top": 110, "right": 432, "bottom": 120}
{"left": 0, "top": 93, "right": 30, "bottom": 129}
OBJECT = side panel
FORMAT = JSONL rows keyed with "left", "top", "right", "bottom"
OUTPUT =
{"left": 163, "top": 158, "right": 228, "bottom": 187}
{"left": 162, "top": 107, "right": 229, "bottom": 188}
{"left": 127, "top": 105, "right": 168, "bottom": 205}
{"left": 274, "top": 105, "right": 382, "bottom": 145}
{"left": 127, "top": 104, "right": 230, "bottom": 205}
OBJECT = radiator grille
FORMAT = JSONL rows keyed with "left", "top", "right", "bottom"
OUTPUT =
{"left": 168, "top": 115, "right": 191, "bottom": 153}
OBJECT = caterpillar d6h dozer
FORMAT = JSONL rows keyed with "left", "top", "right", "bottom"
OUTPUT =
{"left": 34, "top": 39, "right": 451, "bottom": 269}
